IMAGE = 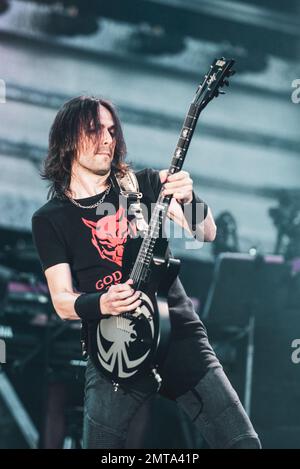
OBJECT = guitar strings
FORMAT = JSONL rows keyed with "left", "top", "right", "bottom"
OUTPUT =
{"left": 129, "top": 145, "right": 188, "bottom": 284}
{"left": 130, "top": 193, "right": 163, "bottom": 284}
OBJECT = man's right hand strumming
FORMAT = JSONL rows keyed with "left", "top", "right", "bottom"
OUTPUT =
{"left": 100, "top": 278, "right": 142, "bottom": 316}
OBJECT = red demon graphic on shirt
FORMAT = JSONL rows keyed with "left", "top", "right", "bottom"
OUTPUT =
{"left": 81, "top": 206, "right": 137, "bottom": 267}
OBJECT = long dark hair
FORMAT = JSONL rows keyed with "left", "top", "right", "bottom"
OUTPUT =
{"left": 41, "top": 95, "right": 130, "bottom": 199}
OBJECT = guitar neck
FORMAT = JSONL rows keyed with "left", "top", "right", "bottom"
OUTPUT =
{"left": 168, "top": 102, "right": 201, "bottom": 176}
{"left": 129, "top": 56, "right": 236, "bottom": 287}
{"left": 130, "top": 101, "right": 203, "bottom": 286}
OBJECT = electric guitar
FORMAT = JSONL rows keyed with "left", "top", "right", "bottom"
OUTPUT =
{"left": 88, "top": 57, "right": 236, "bottom": 387}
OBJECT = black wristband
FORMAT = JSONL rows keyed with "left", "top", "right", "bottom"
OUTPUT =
{"left": 74, "top": 292, "right": 104, "bottom": 321}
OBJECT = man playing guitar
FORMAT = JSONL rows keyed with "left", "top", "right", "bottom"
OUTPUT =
{"left": 32, "top": 94, "right": 260, "bottom": 449}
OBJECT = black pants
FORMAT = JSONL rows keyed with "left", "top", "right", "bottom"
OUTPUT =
{"left": 83, "top": 339, "right": 261, "bottom": 449}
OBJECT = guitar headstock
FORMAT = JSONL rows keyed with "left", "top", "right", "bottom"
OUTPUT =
{"left": 193, "top": 57, "right": 236, "bottom": 109}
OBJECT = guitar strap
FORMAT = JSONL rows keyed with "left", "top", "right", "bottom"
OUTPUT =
{"left": 112, "top": 169, "right": 149, "bottom": 233}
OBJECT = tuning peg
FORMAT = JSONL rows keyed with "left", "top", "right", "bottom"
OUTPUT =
{"left": 227, "top": 69, "right": 236, "bottom": 76}
{"left": 224, "top": 79, "right": 230, "bottom": 87}
{"left": 219, "top": 90, "right": 226, "bottom": 95}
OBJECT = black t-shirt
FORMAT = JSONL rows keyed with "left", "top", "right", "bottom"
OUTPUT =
{"left": 32, "top": 168, "right": 207, "bottom": 338}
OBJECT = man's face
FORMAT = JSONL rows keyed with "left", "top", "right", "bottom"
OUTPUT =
{"left": 75, "top": 105, "right": 116, "bottom": 176}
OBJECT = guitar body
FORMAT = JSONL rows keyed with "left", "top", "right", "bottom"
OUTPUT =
{"left": 88, "top": 236, "right": 180, "bottom": 385}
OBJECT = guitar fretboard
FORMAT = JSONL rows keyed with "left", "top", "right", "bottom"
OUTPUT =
{"left": 129, "top": 57, "right": 235, "bottom": 287}
{"left": 130, "top": 103, "right": 201, "bottom": 285}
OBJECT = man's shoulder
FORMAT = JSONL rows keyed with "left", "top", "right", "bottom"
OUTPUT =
{"left": 133, "top": 167, "right": 162, "bottom": 200}
{"left": 32, "top": 197, "right": 66, "bottom": 221}
{"left": 134, "top": 167, "right": 160, "bottom": 187}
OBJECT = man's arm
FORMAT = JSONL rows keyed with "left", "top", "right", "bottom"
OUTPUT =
{"left": 45, "top": 263, "right": 81, "bottom": 320}
{"left": 45, "top": 263, "right": 142, "bottom": 320}
{"left": 159, "top": 169, "right": 217, "bottom": 242}
{"left": 166, "top": 197, "right": 217, "bottom": 242}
